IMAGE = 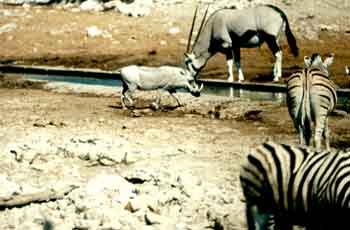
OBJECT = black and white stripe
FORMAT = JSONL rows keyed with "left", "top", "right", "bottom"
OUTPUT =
{"left": 240, "top": 141, "right": 350, "bottom": 230}
{"left": 286, "top": 53, "right": 337, "bottom": 151}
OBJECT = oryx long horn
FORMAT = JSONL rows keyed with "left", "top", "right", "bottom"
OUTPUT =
{"left": 193, "top": 4, "right": 210, "bottom": 48}
{"left": 198, "top": 83, "right": 204, "bottom": 92}
{"left": 186, "top": 5, "right": 199, "bottom": 53}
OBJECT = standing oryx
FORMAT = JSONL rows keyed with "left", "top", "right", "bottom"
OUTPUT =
{"left": 184, "top": 4, "right": 299, "bottom": 82}
{"left": 116, "top": 65, "right": 203, "bottom": 110}
{"left": 286, "top": 53, "right": 337, "bottom": 151}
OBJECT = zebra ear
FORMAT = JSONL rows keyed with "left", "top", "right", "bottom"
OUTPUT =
{"left": 304, "top": 56, "right": 312, "bottom": 67}
{"left": 323, "top": 54, "right": 334, "bottom": 68}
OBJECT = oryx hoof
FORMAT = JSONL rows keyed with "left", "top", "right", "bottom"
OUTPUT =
{"left": 151, "top": 102, "right": 160, "bottom": 110}
{"left": 177, "top": 103, "right": 185, "bottom": 108}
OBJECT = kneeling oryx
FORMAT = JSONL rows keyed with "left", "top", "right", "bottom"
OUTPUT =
{"left": 184, "top": 4, "right": 299, "bottom": 82}
{"left": 116, "top": 65, "right": 203, "bottom": 109}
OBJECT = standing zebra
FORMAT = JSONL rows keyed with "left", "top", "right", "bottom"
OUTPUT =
{"left": 286, "top": 53, "right": 337, "bottom": 151}
{"left": 240, "top": 141, "right": 350, "bottom": 230}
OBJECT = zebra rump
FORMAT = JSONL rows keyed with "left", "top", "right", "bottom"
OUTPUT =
{"left": 240, "top": 141, "right": 350, "bottom": 230}
{"left": 286, "top": 53, "right": 337, "bottom": 151}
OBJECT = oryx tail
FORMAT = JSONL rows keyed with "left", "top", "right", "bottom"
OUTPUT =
{"left": 265, "top": 4, "right": 299, "bottom": 57}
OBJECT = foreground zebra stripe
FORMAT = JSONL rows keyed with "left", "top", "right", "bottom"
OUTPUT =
{"left": 240, "top": 141, "right": 350, "bottom": 229}
{"left": 286, "top": 53, "right": 337, "bottom": 151}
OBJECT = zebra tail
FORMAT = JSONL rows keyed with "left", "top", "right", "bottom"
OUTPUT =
{"left": 265, "top": 4, "right": 299, "bottom": 57}
{"left": 302, "top": 69, "right": 312, "bottom": 144}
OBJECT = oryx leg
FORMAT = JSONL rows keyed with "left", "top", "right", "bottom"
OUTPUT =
{"left": 225, "top": 50, "right": 234, "bottom": 82}
{"left": 151, "top": 90, "right": 162, "bottom": 110}
{"left": 168, "top": 89, "right": 182, "bottom": 107}
{"left": 233, "top": 47, "right": 244, "bottom": 82}
{"left": 264, "top": 34, "right": 282, "bottom": 82}
{"left": 121, "top": 82, "right": 135, "bottom": 109}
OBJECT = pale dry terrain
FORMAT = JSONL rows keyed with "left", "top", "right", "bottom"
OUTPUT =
{"left": 0, "top": 1, "right": 350, "bottom": 229}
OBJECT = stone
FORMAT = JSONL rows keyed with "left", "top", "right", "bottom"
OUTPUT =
{"left": 86, "top": 26, "right": 103, "bottom": 37}
{"left": 115, "top": 0, "right": 153, "bottom": 17}
{"left": 168, "top": 27, "right": 180, "bottom": 35}
{"left": 80, "top": 0, "right": 104, "bottom": 11}
{"left": 0, "top": 23, "right": 17, "bottom": 34}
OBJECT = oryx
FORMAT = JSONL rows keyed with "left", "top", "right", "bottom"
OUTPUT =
{"left": 184, "top": 4, "right": 299, "bottom": 82}
{"left": 116, "top": 65, "right": 203, "bottom": 109}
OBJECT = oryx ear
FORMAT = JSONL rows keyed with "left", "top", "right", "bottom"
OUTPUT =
{"left": 304, "top": 56, "right": 312, "bottom": 68}
{"left": 184, "top": 53, "right": 190, "bottom": 58}
{"left": 323, "top": 53, "right": 334, "bottom": 68}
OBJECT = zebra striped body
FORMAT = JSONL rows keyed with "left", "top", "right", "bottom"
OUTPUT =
{"left": 286, "top": 54, "right": 337, "bottom": 151}
{"left": 240, "top": 141, "right": 350, "bottom": 230}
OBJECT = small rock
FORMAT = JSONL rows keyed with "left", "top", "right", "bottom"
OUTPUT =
{"left": 168, "top": 27, "right": 180, "bottom": 35}
{"left": 0, "top": 174, "right": 22, "bottom": 197}
{"left": 0, "top": 23, "right": 17, "bottom": 34}
{"left": 86, "top": 26, "right": 111, "bottom": 38}
{"left": 87, "top": 26, "right": 103, "bottom": 37}
{"left": 80, "top": 0, "right": 104, "bottom": 11}
{"left": 144, "top": 211, "right": 171, "bottom": 226}
{"left": 115, "top": 0, "right": 152, "bottom": 17}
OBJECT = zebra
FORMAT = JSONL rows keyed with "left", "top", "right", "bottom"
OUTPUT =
{"left": 184, "top": 4, "right": 299, "bottom": 82}
{"left": 240, "top": 141, "right": 350, "bottom": 230}
{"left": 286, "top": 53, "right": 337, "bottom": 151}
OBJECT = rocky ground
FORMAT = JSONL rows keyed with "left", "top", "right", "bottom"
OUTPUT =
{"left": 1, "top": 1, "right": 350, "bottom": 230}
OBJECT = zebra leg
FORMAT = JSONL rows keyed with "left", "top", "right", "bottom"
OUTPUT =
{"left": 314, "top": 125, "right": 323, "bottom": 151}
{"left": 304, "top": 120, "right": 312, "bottom": 147}
{"left": 315, "top": 117, "right": 331, "bottom": 151}
{"left": 298, "top": 125, "right": 305, "bottom": 146}
{"left": 233, "top": 47, "right": 245, "bottom": 82}
{"left": 246, "top": 204, "right": 271, "bottom": 230}
{"left": 274, "top": 216, "right": 293, "bottom": 230}
{"left": 323, "top": 118, "right": 331, "bottom": 151}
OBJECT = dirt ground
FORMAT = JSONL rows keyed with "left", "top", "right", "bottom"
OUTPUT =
{"left": 1, "top": 2, "right": 350, "bottom": 230}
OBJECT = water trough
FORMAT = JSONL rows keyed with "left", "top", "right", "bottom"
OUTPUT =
{"left": 1, "top": 64, "right": 350, "bottom": 103}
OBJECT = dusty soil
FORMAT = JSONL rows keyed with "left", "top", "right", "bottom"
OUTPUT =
{"left": 1, "top": 3, "right": 350, "bottom": 85}
{"left": 1, "top": 2, "right": 350, "bottom": 230}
